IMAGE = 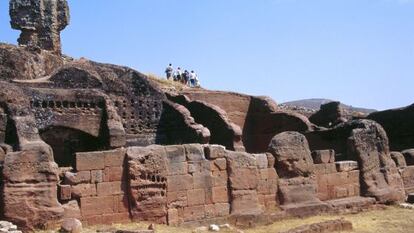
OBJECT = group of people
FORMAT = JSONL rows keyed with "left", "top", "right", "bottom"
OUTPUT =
{"left": 165, "top": 64, "right": 200, "bottom": 87}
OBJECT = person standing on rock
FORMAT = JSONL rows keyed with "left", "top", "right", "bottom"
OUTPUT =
{"left": 183, "top": 70, "right": 190, "bottom": 85}
{"left": 174, "top": 67, "right": 183, "bottom": 82}
{"left": 189, "top": 70, "right": 198, "bottom": 87}
{"left": 165, "top": 63, "right": 173, "bottom": 80}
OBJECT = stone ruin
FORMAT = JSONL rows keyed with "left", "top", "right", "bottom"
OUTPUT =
{"left": 1, "top": 1, "right": 414, "bottom": 232}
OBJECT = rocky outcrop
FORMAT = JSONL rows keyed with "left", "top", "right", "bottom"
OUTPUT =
{"left": 10, "top": 0, "right": 70, "bottom": 54}
{"left": 368, "top": 104, "right": 414, "bottom": 151}
{"left": 309, "top": 101, "right": 347, "bottom": 127}
{"left": 2, "top": 147, "right": 64, "bottom": 231}
{"left": 306, "top": 120, "right": 405, "bottom": 203}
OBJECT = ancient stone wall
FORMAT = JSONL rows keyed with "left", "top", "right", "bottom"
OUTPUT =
{"left": 58, "top": 149, "right": 130, "bottom": 226}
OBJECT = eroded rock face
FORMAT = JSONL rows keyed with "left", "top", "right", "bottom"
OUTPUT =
{"left": 368, "top": 104, "right": 414, "bottom": 151}
{"left": 309, "top": 101, "right": 347, "bottom": 128}
{"left": 2, "top": 146, "right": 64, "bottom": 231}
{"left": 306, "top": 120, "right": 405, "bottom": 203}
{"left": 268, "top": 132, "right": 314, "bottom": 178}
{"left": 10, "top": 0, "right": 70, "bottom": 54}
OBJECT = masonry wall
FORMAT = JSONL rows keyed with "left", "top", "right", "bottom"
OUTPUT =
{"left": 58, "top": 149, "right": 130, "bottom": 226}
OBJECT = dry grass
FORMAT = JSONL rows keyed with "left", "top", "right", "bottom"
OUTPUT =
{"left": 35, "top": 206, "right": 414, "bottom": 233}
{"left": 146, "top": 73, "right": 189, "bottom": 92}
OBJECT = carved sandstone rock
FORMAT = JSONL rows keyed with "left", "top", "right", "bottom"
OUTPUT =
{"left": 268, "top": 131, "right": 314, "bottom": 178}
{"left": 309, "top": 101, "right": 347, "bottom": 128}
{"left": 10, "top": 0, "right": 70, "bottom": 54}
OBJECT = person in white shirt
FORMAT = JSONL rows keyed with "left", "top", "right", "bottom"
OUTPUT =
{"left": 165, "top": 63, "right": 173, "bottom": 80}
{"left": 174, "top": 67, "right": 183, "bottom": 82}
{"left": 189, "top": 70, "right": 196, "bottom": 87}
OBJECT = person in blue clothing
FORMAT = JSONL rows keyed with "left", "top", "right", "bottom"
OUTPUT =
{"left": 165, "top": 63, "right": 173, "bottom": 80}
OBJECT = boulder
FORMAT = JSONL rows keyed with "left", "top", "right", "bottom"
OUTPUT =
{"left": 268, "top": 132, "right": 314, "bottom": 178}
{"left": 309, "top": 101, "right": 347, "bottom": 128}
{"left": 402, "top": 149, "right": 414, "bottom": 166}
{"left": 390, "top": 152, "right": 407, "bottom": 168}
{"left": 60, "top": 218, "right": 82, "bottom": 233}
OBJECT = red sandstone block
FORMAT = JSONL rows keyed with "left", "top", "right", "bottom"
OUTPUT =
{"left": 187, "top": 189, "right": 205, "bottom": 206}
{"left": 114, "top": 194, "right": 130, "bottom": 213}
{"left": 347, "top": 170, "right": 360, "bottom": 183}
{"left": 205, "top": 145, "right": 226, "bottom": 159}
{"left": 183, "top": 205, "right": 205, "bottom": 222}
{"left": 97, "top": 181, "right": 125, "bottom": 196}
{"left": 212, "top": 170, "right": 228, "bottom": 187}
{"left": 167, "top": 174, "right": 193, "bottom": 192}
{"left": 212, "top": 158, "right": 227, "bottom": 171}
{"left": 64, "top": 171, "right": 91, "bottom": 185}
{"left": 84, "top": 215, "right": 103, "bottom": 226}
{"left": 205, "top": 203, "right": 230, "bottom": 218}
{"left": 101, "top": 212, "right": 131, "bottom": 224}
{"left": 59, "top": 184, "right": 71, "bottom": 201}
{"left": 71, "top": 183, "right": 97, "bottom": 198}
{"left": 334, "top": 186, "right": 348, "bottom": 198}
{"left": 167, "top": 208, "right": 180, "bottom": 225}
{"left": 264, "top": 194, "right": 277, "bottom": 210}
{"left": 205, "top": 189, "right": 213, "bottom": 205}
{"left": 104, "top": 149, "right": 126, "bottom": 167}
{"left": 314, "top": 164, "right": 337, "bottom": 175}
{"left": 76, "top": 152, "right": 105, "bottom": 171}
{"left": 312, "top": 150, "right": 335, "bottom": 164}
{"left": 167, "top": 162, "right": 188, "bottom": 176}
{"left": 104, "top": 166, "right": 124, "bottom": 182}
{"left": 229, "top": 168, "right": 258, "bottom": 190}
{"left": 212, "top": 186, "right": 229, "bottom": 203}
{"left": 91, "top": 170, "right": 103, "bottom": 183}
{"left": 165, "top": 145, "right": 186, "bottom": 163}
{"left": 80, "top": 196, "right": 115, "bottom": 216}
{"left": 167, "top": 191, "right": 187, "bottom": 208}
{"left": 193, "top": 172, "right": 213, "bottom": 189}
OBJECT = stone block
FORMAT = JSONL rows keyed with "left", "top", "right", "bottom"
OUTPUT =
{"left": 229, "top": 167, "right": 258, "bottom": 190}
{"left": 184, "top": 144, "right": 205, "bottom": 161}
{"left": 103, "top": 166, "right": 124, "bottom": 182}
{"left": 336, "top": 161, "right": 358, "bottom": 172}
{"left": 205, "top": 203, "right": 230, "bottom": 218}
{"left": 71, "top": 184, "right": 97, "bottom": 198}
{"left": 266, "top": 153, "right": 276, "bottom": 168}
{"left": 187, "top": 189, "right": 205, "bottom": 206}
{"left": 312, "top": 150, "right": 335, "bottom": 164}
{"left": 255, "top": 154, "right": 269, "bottom": 169}
{"left": 64, "top": 171, "right": 91, "bottom": 185}
{"left": 212, "top": 158, "right": 227, "bottom": 171}
{"left": 101, "top": 212, "right": 131, "bottom": 224}
{"left": 167, "top": 162, "right": 188, "bottom": 176}
{"left": 59, "top": 184, "right": 71, "bottom": 201}
{"left": 62, "top": 200, "right": 81, "bottom": 219}
{"left": 231, "top": 190, "right": 263, "bottom": 215}
{"left": 212, "top": 170, "right": 228, "bottom": 187}
{"left": 104, "top": 149, "right": 126, "bottom": 167}
{"left": 193, "top": 172, "right": 213, "bottom": 189}
{"left": 205, "top": 145, "right": 226, "bottom": 159}
{"left": 167, "top": 174, "right": 193, "bottom": 192}
{"left": 313, "top": 163, "right": 337, "bottom": 175}
{"left": 167, "top": 191, "right": 187, "bottom": 208}
{"left": 91, "top": 170, "right": 103, "bottom": 183}
{"left": 80, "top": 196, "right": 115, "bottom": 216}
{"left": 165, "top": 145, "right": 186, "bottom": 163}
{"left": 76, "top": 152, "right": 105, "bottom": 171}
{"left": 97, "top": 181, "right": 125, "bottom": 196}
{"left": 114, "top": 195, "right": 130, "bottom": 213}
{"left": 212, "top": 186, "right": 229, "bottom": 203}
{"left": 183, "top": 205, "right": 205, "bottom": 221}
{"left": 167, "top": 208, "right": 180, "bottom": 225}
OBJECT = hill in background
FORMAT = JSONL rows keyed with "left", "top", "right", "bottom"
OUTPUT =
{"left": 282, "top": 98, "right": 377, "bottom": 114}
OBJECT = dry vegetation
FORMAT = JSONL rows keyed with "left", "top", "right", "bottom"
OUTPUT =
{"left": 35, "top": 206, "right": 414, "bottom": 233}
{"left": 146, "top": 73, "right": 189, "bottom": 92}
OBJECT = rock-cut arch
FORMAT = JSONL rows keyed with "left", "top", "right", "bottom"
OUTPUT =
{"left": 40, "top": 126, "right": 105, "bottom": 168}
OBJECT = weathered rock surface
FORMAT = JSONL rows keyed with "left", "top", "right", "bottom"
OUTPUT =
{"left": 10, "top": 0, "right": 70, "bottom": 54}
{"left": 279, "top": 219, "right": 353, "bottom": 233}
{"left": 368, "top": 104, "right": 414, "bottom": 151}
{"left": 306, "top": 120, "right": 405, "bottom": 203}
{"left": 268, "top": 132, "right": 314, "bottom": 178}
{"left": 60, "top": 218, "right": 82, "bottom": 233}
{"left": 402, "top": 149, "right": 414, "bottom": 166}
{"left": 390, "top": 151, "right": 407, "bottom": 168}
{"left": 309, "top": 101, "right": 347, "bottom": 128}
{"left": 2, "top": 147, "right": 64, "bottom": 231}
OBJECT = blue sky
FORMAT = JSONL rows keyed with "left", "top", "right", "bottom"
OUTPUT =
{"left": 1, "top": 0, "right": 413, "bottom": 110}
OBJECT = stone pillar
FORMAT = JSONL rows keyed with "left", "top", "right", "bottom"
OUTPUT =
{"left": 9, "top": 0, "right": 70, "bottom": 55}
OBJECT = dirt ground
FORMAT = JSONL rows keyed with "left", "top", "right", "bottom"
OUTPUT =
{"left": 36, "top": 206, "right": 414, "bottom": 233}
